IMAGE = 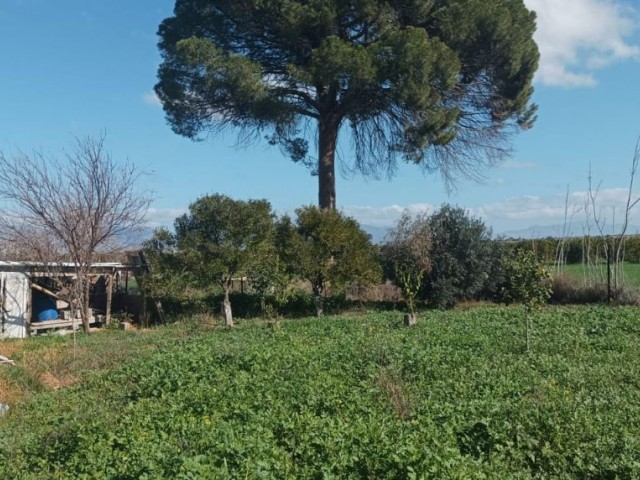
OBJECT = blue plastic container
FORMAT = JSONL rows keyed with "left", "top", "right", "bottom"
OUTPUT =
{"left": 33, "top": 297, "right": 58, "bottom": 322}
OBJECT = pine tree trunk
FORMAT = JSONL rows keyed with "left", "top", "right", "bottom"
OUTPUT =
{"left": 318, "top": 115, "right": 339, "bottom": 210}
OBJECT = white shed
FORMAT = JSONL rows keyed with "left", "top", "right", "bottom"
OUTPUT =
{"left": 1, "top": 261, "right": 130, "bottom": 339}
{"left": 1, "top": 271, "right": 30, "bottom": 339}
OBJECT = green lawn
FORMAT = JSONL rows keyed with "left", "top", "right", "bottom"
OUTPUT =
{"left": 2, "top": 307, "right": 640, "bottom": 478}
{"left": 556, "top": 262, "right": 640, "bottom": 286}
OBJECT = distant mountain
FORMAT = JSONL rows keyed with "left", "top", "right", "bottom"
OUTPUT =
{"left": 117, "top": 226, "right": 155, "bottom": 250}
{"left": 501, "top": 224, "right": 640, "bottom": 240}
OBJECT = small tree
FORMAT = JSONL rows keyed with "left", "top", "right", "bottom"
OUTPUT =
{"left": 500, "top": 249, "right": 552, "bottom": 352}
{"left": 382, "top": 212, "right": 431, "bottom": 325}
{"left": 277, "top": 206, "right": 380, "bottom": 316}
{"left": 173, "top": 194, "right": 275, "bottom": 326}
{"left": 142, "top": 227, "right": 193, "bottom": 315}
{"left": 246, "top": 240, "right": 290, "bottom": 318}
{"left": 0, "top": 136, "right": 151, "bottom": 331}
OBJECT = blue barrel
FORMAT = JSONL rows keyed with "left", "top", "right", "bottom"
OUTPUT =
{"left": 33, "top": 296, "right": 58, "bottom": 322}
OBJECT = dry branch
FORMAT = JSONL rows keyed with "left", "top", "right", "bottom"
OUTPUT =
{"left": 0, "top": 135, "right": 151, "bottom": 331}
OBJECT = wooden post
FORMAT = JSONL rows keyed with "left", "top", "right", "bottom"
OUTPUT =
{"left": 1, "top": 276, "right": 6, "bottom": 335}
{"left": 105, "top": 272, "right": 113, "bottom": 326}
{"left": 141, "top": 290, "right": 148, "bottom": 327}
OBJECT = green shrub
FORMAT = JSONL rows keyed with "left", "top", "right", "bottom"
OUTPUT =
{"left": 500, "top": 249, "right": 552, "bottom": 310}
{"left": 422, "top": 205, "right": 494, "bottom": 308}
{"left": 381, "top": 211, "right": 431, "bottom": 315}
{"left": 499, "top": 249, "right": 552, "bottom": 351}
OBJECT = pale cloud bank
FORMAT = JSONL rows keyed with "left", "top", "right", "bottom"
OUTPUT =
{"left": 343, "top": 203, "right": 434, "bottom": 227}
{"left": 142, "top": 91, "right": 163, "bottom": 107}
{"left": 345, "top": 188, "right": 640, "bottom": 235}
{"left": 145, "top": 188, "right": 640, "bottom": 237}
{"left": 524, "top": 0, "right": 640, "bottom": 87}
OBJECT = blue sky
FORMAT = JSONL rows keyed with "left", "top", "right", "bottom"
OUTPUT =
{"left": 0, "top": 0, "right": 639, "bottom": 236}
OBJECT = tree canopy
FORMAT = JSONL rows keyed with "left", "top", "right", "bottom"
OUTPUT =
{"left": 172, "top": 194, "right": 275, "bottom": 325}
{"left": 277, "top": 206, "right": 380, "bottom": 316}
{"left": 156, "top": 0, "right": 539, "bottom": 209}
{"left": 382, "top": 211, "right": 432, "bottom": 315}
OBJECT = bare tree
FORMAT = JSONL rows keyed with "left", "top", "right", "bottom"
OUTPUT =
{"left": 615, "top": 138, "right": 640, "bottom": 276}
{"left": 583, "top": 138, "right": 640, "bottom": 299}
{"left": 554, "top": 185, "right": 581, "bottom": 276}
{"left": 0, "top": 135, "right": 151, "bottom": 331}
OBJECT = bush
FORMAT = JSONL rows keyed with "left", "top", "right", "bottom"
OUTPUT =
{"left": 381, "top": 211, "right": 432, "bottom": 315}
{"left": 550, "top": 276, "right": 609, "bottom": 305}
{"left": 275, "top": 288, "right": 315, "bottom": 317}
{"left": 422, "top": 205, "right": 494, "bottom": 308}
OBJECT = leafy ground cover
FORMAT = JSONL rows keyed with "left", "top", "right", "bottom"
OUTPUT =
{"left": 1, "top": 307, "right": 640, "bottom": 478}
{"left": 0, "top": 320, "right": 206, "bottom": 406}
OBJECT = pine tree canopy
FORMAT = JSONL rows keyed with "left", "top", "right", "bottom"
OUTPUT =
{"left": 156, "top": 0, "right": 539, "bottom": 209}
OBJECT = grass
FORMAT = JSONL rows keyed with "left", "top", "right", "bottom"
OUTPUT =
{"left": 555, "top": 261, "right": 640, "bottom": 286}
{"left": 0, "top": 315, "right": 215, "bottom": 406}
{"left": 1, "top": 307, "right": 640, "bottom": 478}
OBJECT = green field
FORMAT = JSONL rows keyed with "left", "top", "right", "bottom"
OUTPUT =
{"left": 2, "top": 307, "right": 640, "bottom": 478}
{"left": 556, "top": 262, "right": 640, "bottom": 286}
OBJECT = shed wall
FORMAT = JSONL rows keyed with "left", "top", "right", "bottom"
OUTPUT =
{"left": 1, "top": 272, "right": 30, "bottom": 339}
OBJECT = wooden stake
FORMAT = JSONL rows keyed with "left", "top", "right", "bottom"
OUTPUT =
{"left": 105, "top": 272, "right": 113, "bottom": 326}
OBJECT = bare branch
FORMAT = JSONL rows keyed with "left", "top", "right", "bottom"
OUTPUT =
{"left": 0, "top": 135, "right": 152, "bottom": 330}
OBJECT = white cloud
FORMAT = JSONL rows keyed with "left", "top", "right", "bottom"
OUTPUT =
{"left": 472, "top": 187, "right": 640, "bottom": 233}
{"left": 524, "top": 0, "right": 640, "bottom": 87}
{"left": 343, "top": 203, "right": 434, "bottom": 227}
{"left": 144, "top": 188, "right": 640, "bottom": 239}
{"left": 345, "top": 188, "right": 640, "bottom": 235}
{"left": 145, "top": 207, "right": 187, "bottom": 228}
{"left": 142, "top": 91, "right": 163, "bottom": 107}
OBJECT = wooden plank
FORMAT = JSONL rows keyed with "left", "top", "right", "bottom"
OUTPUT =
{"left": 30, "top": 316, "right": 101, "bottom": 332}
{"left": 29, "top": 319, "right": 78, "bottom": 331}
{"left": 31, "top": 283, "right": 60, "bottom": 299}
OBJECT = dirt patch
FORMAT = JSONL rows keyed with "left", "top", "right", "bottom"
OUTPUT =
{"left": 0, "top": 377, "right": 22, "bottom": 405}
{"left": 0, "top": 340, "right": 26, "bottom": 360}
{"left": 38, "top": 371, "right": 78, "bottom": 391}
